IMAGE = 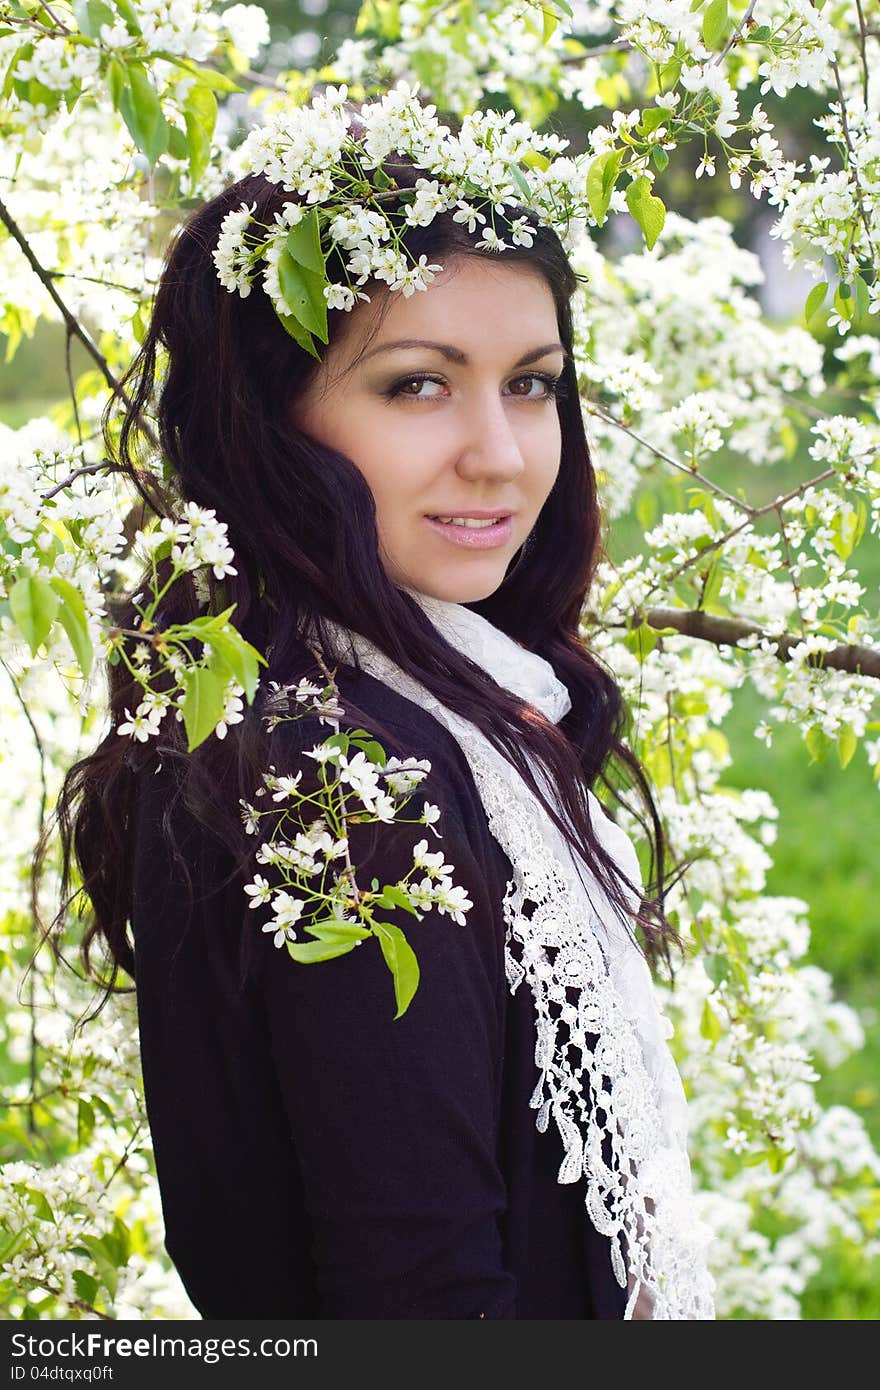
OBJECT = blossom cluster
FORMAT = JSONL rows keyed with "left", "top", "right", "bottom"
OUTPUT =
{"left": 240, "top": 676, "right": 472, "bottom": 961}
{"left": 215, "top": 80, "right": 585, "bottom": 327}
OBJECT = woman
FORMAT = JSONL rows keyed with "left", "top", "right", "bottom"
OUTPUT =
{"left": 51, "top": 88, "right": 714, "bottom": 1319}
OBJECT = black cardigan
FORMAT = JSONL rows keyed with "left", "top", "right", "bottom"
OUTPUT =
{"left": 129, "top": 663, "right": 626, "bottom": 1319}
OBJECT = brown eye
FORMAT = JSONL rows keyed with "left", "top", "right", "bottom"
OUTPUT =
{"left": 508, "top": 374, "right": 561, "bottom": 400}
{"left": 385, "top": 374, "right": 446, "bottom": 401}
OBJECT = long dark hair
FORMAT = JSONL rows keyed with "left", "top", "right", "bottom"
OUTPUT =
{"left": 38, "top": 110, "right": 680, "bottom": 1010}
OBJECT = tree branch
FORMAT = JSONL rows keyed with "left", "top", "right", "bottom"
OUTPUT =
{"left": 0, "top": 194, "right": 120, "bottom": 394}
{"left": 640, "top": 606, "right": 880, "bottom": 679}
{"left": 36, "top": 1, "right": 70, "bottom": 32}
{"left": 0, "top": 193, "right": 159, "bottom": 452}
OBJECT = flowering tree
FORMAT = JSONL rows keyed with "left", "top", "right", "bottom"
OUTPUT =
{"left": 1, "top": 0, "right": 879, "bottom": 1319}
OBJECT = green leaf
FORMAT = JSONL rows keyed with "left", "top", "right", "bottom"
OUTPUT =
{"left": 50, "top": 575, "right": 93, "bottom": 678}
{"left": 277, "top": 251, "right": 329, "bottom": 343}
{"left": 701, "top": 0, "right": 729, "bottom": 49}
{"left": 178, "top": 605, "right": 237, "bottom": 635}
{"left": 154, "top": 56, "right": 240, "bottom": 92}
{"left": 21, "top": 1188, "right": 54, "bottom": 1223}
{"left": 118, "top": 64, "right": 168, "bottom": 166}
{"left": 0, "top": 1226, "right": 30, "bottom": 1265}
{"left": 279, "top": 313, "right": 321, "bottom": 359}
{"left": 287, "top": 938, "right": 360, "bottom": 963}
{"left": 9, "top": 573, "right": 59, "bottom": 656}
{"left": 837, "top": 723, "right": 858, "bottom": 770}
{"left": 167, "top": 124, "right": 187, "bottom": 160}
{"left": 625, "top": 174, "right": 666, "bottom": 250}
{"left": 374, "top": 920, "right": 420, "bottom": 1019}
{"left": 833, "top": 280, "right": 855, "bottom": 322}
{"left": 323, "top": 731, "right": 350, "bottom": 754}
{"left": 184, "top": 83, "right": 216, "bottom": 186}
{"left": 804, "top": 280, "right": 827, "bottom": 324}
{"left": 854, "top": 273, "right": 871, "bottom": 319}
{"left": 805, "top": 724, "right": 831, "bottom": 764}
{"left": 72, "top": 0, "right": 116, "bottom": 38}
{"left": 361, "top": 739, "right": 386, "bottom": 765}
{"left": 286, "top": 210, "right": 325, "bottom": 276}
{"left": 103, "top": 1217, "right": 132, "bottom": 1267}
{"left": 303, "top": 919, "right": 372, "bottom": 942}
{"left": 77, "top": 1098, "right": 95, "bottom": 1148}
{"left": 181, "top": 665, "right": 227, "bottom": 751}
{"left": 586, "top": 148, "right": 624, "bottom": 225}
{"left": 542, "top": 6, "right": 559, "bottom": 44}
{"left": 72, "top": 1270, "right": 99, "bottom": 1305}
{"left": 76, "top": 1235, "right": 118, "bottom": 1300}
{"left": 509, "top": 162, "right": 532, "bottom": 204}
{"left": 700, "top": 554, "right": 724, "bottom": 611}
{"left": 2, "top": 43, "right": 32, "bottom": 102}
{"left": 766, "top": 1145, "right": 793, "bottom": 1175}
{"left": 750, "top": 24, "right": 772, "bottom": 42}
{"left": 112, "top": 0, "right": 141, "bottom": 31}
{"left": 704, "top": 955, "right": 729, "bottom": 987}
{"left": 700, "top": 997, "right": 723, "bottom": 1043}
{"left": 651, "top": 145, "right": 669, "bottom": 172}
{"left": 372, "top": 884, "right": 422, "bottom": 917}
{"left": 623, "top": 622, "right": 658, "bottom": 663}
{"left": 639, "top": 107, "right": 669, "bottom": 134}
{"left": 196, "top": 625, "right": 264, "bottom": 702}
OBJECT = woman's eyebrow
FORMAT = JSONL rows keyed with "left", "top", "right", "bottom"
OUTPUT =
{"left": 360, "top": 338, "right": 569, "bottom": 368}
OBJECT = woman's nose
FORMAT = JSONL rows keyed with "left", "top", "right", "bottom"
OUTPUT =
{"left": 454, "top": 392, "right": 526, "bottom": 481}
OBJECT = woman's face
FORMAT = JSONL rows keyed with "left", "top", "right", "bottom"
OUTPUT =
{"left": 291, "top": 256, "right": 565, "bottom": 603}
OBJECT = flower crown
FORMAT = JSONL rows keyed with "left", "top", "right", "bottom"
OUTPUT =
{"left": 212, "top": 81, "right": 588, "bottom": 358}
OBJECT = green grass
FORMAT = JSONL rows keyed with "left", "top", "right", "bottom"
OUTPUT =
{"left": 0, "top": 397, "right": 63, "bottom": 430}
{"left": 723, "top": 685, "right": 880, "bottom": 1147}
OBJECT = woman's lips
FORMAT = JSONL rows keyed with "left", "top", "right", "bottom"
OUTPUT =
{"left": 424, "top": 515, "right": 514, "bottom": 548}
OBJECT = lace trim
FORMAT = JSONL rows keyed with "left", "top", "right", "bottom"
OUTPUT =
{"left": 317, "top": 625, "right": 715, "bottom": 1320}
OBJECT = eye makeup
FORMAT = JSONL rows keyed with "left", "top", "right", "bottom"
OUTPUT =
{"left": 382, "top": 371, "right": 568, "bottom": 404}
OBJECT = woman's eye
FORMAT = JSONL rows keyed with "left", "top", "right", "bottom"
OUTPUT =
{"left": 386, "top": 373, "right": 562, "bottom": 402}
{"left": 508, "top": 374, "right": 560, "bottom": 399}
{"left": 391, "top": 376, "right": 445, "bottom": 399}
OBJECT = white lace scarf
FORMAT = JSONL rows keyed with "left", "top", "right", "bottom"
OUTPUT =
{"left": 315, "top": 589, "right": 715, "bottom": 1320}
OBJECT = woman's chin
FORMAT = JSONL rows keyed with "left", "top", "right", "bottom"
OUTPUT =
{"left": 394, "top": 569, "right": 509, "bottom": 605}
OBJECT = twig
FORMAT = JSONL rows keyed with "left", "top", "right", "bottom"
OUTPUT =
{"left": 854, "top": 0, "right": 870, "bottom": 110}
{"left": 65, "top": 325, "right": 82, "bottom": 448}
{"left": 560, "top": 39, "right": 634, "bottom": 66}
{"left": 712, "top": 0, "right": 759, "bottom": 68}
{"left": 829, "top": 57, "right": 877, "bottom": 268}
{"left": 0, "top": 1084, "right": 67, "bottom": 1109}
{"left": 0, "top": 194, "right": 159, "bottom": 451}
{"left": 588, "top": 405, "right": 753, "bottom": 514}
{"left": 0, "top": 657, "right": 50, "bottom": 1138}
{"left": 0, "top": 194, "right": 119, "bottom": 393}
{"left": 36, "top": 1, "right": 70, "bottom": 32}
{"left": 50, "top": 269, "right": 142, "bottom": 296}
{"left": 774, "top": 504, "right": 806, "bottom": 639}
{"left": 41, "top": 459, "right": 124, "bottom": 502}
{"left": 304, "top": 643, "right": 363, "bottom": 911}
{"left": 638, "top": 465, "right": 840, "bottom": 600}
